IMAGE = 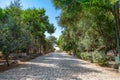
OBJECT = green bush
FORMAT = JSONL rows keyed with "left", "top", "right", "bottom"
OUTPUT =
{"left": 79, "top": 52, "right": 92, "bottom": 62}
{"left": 76, "top": 52, "right": 93, "bottom": 62}
{"left": 92, "top": 51, "right": 108, "bottom": 66}
{"left": 76, "top": 51, "right": 108, "bottom": 66}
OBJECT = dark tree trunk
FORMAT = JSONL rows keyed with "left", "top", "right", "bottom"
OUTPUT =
{"left": 26, "top": 48, "right": 30, "bottom": 55}
{"left": 40, "top": 45, "right": 41, "bottom": 54}
{"left": 5, "top": 55, "right": 9, "bottom": 66}
{"left": 115, "top": 1, "right": 120, "bottom": 37}
{"left": 73, "top": 49, "right": 76, "bottom": 56}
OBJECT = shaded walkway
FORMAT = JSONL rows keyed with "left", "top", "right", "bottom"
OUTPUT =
{"left": 0, "top": 52, "right": 120, "bottom": 80}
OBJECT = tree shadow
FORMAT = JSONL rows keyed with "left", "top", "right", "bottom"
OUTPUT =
{"left": 0, "top": 53, "right": 102, "bottom": 80}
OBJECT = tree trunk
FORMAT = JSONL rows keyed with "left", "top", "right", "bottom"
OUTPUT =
{"left": 5, "top": 55, "right": 9, "bottom": 66}
{"left": 73, "top": 49, "right": 76, "bottom": 56}
{"left": 40, "top": 45, "right": 41, "bottom": 54}
{"left": 26, "top": 48, "right": 30, "bottom": 55}
{"left": 115, "top": 1, "right": 120, "bottom": 37}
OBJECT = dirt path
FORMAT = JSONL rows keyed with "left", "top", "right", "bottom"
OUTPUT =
{"left": 0, "top": 52, "right": 120, "bottom": 80}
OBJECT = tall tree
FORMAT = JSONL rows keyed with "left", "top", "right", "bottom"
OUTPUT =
{"left": 53, "top": 0, "right": 117, "bottom": 55}
{"left": 0, "top": 0, "right": 56, "bottom": 66}
{"left": 0, "top": 0, "right": 23, "bottom": 66}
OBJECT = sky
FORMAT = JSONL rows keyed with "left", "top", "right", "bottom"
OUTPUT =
{"left": 0, "top": 0, "right": 62, "bottom": 39}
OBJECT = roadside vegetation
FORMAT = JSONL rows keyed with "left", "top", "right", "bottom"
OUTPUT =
{"left": 53, "top": 0, "right": 119, "bottom": 66}
{"left": 0, "top": 0, "right": 56, "bottom": 66}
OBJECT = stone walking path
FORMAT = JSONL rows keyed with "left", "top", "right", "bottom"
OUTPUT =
{"left": 0, "top": 52, "right": 120, "bottom": 80}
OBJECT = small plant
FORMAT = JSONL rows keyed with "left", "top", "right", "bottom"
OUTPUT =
{"left": 92, "top": 51, "right": 108, "bottom": 66}
{"left": 79, "top": 52, "right": 92, "bottom": 62}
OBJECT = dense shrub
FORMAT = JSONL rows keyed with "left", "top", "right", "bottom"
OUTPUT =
{"left": 92, "top": 51, "right": 108, "bottom": 66}
{"left": 76, "top": 51, "right": 109, "bottom": 66}
{"left": 80, "top": 52, "right": 92, "bottom": 61}
{"left": 76, "top": 52, "right": 92, "bottom": 62}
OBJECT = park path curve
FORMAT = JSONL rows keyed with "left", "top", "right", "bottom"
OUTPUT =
{"left": 0, "top": 52, "right": 120, "bottom": 80}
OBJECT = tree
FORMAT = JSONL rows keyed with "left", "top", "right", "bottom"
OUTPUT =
{"left": 0, "top": 0, "right": 56, "bottom": 66}
{"left": 22, "top": 8, "right": 55, "bottom": 54}
{"left": 44, "top": 36, "right": 57, "bottom": 52}
{"left": 0, "top": 0, "right": 23, "bottom": 66}
{"left": 47, "top": 36, "right": 57, "bottom": 44}
{"left": 53, "top": 0, "right": 116, "bottom": 55}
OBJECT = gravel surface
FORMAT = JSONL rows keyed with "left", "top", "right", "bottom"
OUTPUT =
{"left": 0, "top": 52, "right": 120, "bottom": 80}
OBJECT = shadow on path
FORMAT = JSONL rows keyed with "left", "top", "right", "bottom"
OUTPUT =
{"left": 0, "top": 52, "right": 101, "bottom": 80}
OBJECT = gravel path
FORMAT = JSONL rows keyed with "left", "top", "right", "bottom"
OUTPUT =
{"left": 0, "top": 52, "right": 120, "bottom": 80}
